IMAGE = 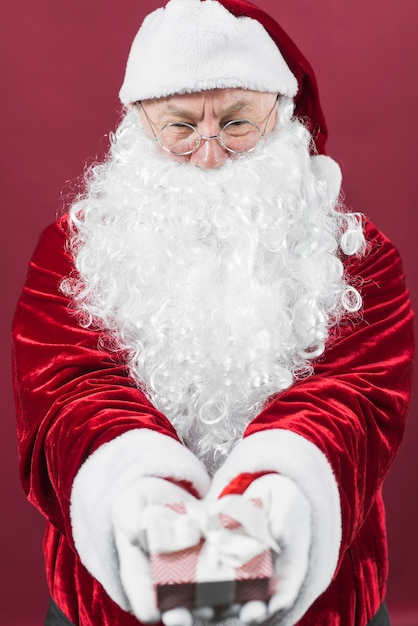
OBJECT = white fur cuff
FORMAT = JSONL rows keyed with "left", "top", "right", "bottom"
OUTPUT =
{"left": 207, "top": 430, "right": 341, "bottom": 625}
{"left": 70, "top": 429, "right": 210, "bottom": 609}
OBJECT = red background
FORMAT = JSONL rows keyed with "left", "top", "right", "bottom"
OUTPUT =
{"left": 1, "top": 1, "right": 417, "bottom": 624}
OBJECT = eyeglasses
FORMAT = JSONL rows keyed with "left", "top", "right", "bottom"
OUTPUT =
{"left": 137, "top": 94, "right": 280, "bottom": 156}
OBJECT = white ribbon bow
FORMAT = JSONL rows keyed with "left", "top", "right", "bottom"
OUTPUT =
{"left": 139, "top": 495, "right": 280, "bottom": 570}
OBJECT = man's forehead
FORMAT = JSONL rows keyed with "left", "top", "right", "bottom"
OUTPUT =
{"left": 145, "top": 88, "right": 273, "bottom": 118}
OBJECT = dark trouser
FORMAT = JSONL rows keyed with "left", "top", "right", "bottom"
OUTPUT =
{"left": 45, "top": 599, "right": 73, "bottom": 626}
{"left": 368, "top": 602, "right": 391, "bottom": 626}
{"left": 45, "top": 597, "right": 391, "bottom": 625}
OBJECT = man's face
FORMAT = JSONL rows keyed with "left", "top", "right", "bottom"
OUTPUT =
{"left": 137, "top": 88, "right": 278, "bottom": 169}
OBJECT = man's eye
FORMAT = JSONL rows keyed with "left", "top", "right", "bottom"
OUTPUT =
{"left": 223, "top": 120, "right": 255, "bottom": 137}
{"left": 165, "top": 123, "right": 195, "bottom": 135}
{"left": 227, "top": 120, "right": 247, "bottom": 126}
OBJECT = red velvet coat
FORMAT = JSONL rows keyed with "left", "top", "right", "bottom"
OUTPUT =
{"left": 12, "top": 215, "right": 414, "bottom": 625}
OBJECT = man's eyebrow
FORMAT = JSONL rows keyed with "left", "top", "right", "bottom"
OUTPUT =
{"left": 163, "top": 105, "right": 194, "bottom": 117}
{"left": 163, "top": 100, "right": 251, "bottom": 118}
{"left": 221, "top": 101, "right": 252, "bottom": 116}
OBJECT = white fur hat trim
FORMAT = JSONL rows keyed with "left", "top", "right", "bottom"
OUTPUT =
{"left": 119, "top": 0, "right": 298, "bottom": 104}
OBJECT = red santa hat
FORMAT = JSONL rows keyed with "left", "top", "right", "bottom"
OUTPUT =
{"left": 119, "top": 0, "right": 328, "bottom": 154}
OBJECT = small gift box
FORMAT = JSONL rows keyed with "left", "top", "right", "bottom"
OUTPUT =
{"left": 139, "top": 496, "right": 278, "bottom": 612}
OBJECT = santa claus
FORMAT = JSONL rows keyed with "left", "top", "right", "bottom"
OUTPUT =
{"left": 12, "top": 1, "right": 414, "bottom": 626}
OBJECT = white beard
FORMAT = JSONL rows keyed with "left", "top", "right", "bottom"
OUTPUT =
{"left": 63, "top": 104, "right": 364, "bottom": 473}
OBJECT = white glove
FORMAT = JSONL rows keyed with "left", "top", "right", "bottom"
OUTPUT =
{"left": 111, "top": 476, "right": 198, "bottom": 625}
{"left": 71, "top": 430, "right": 211, "bottom": 621}
{"left": 237, "top": 474, "right": 312, "bottom": 625}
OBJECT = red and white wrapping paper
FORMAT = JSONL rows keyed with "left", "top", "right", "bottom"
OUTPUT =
{"left": 139, "top": 496, "right": 279, "bottom": 611}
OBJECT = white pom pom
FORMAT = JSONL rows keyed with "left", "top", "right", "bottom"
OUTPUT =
{"left": 310, "top": 154, "right": 342, "bottom": 205}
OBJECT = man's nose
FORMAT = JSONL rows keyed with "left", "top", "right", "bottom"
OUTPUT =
{"left": 190, "top": 136, "right": 230, "bottom": 169}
